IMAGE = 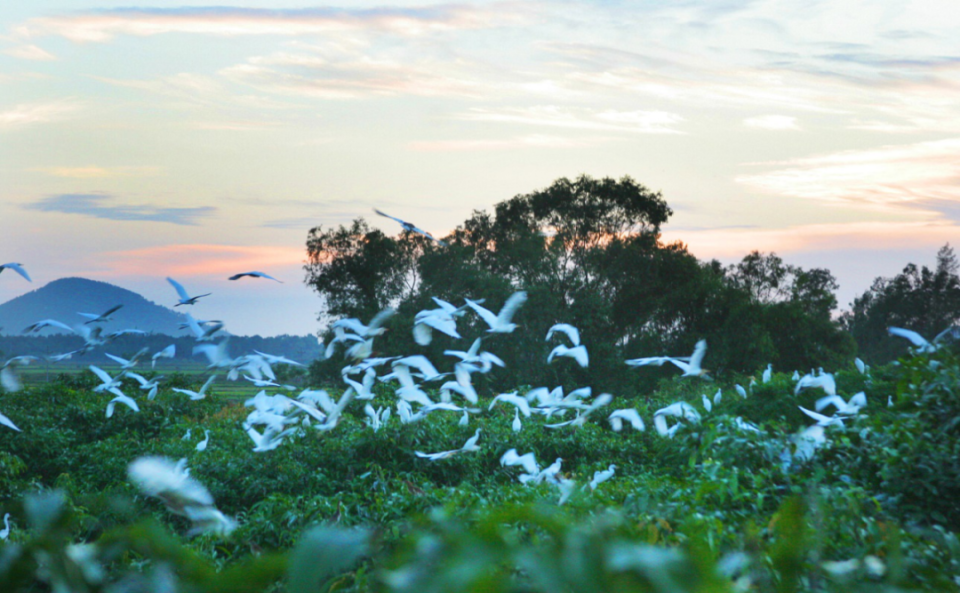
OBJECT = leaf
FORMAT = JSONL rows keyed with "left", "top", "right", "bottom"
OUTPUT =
{"left": 287, "top": 525, "right": 370, "bottom": 593}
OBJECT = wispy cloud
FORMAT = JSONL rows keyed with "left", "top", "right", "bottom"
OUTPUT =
{"left": 101, "top": 244, "right": 304, "bottom": 277}
{"left": 23, "top": 193, "right": 215, "bottom": 225}
{"left": 408, "top": 134, "right": 591, "bottom": 151}
{"left": 19, "top": 5, "right": 523, "bottom": 42}
{"left": 743, "top": 114, "right": 800, "bottom": 130}
{"left": 0, "top": 101, "right": 77, "bottom": 128}
{"left": 32, "top": 166, "right": 160, "bottom": 178}
{"left": 458, "top": 106, "right": 686, "bottom": 133}
{"left": 662, "top": 219, "right": 960, "bottom": 259}
{"left": 736, "top": 138, "right": 960, "bottom": 217}
{"left": 3, "top": 44, "right": 55, "bottom": 60}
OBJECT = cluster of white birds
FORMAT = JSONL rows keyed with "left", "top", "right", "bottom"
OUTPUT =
{"left": 4, "top": 248, "right": 958, "bottom": 537}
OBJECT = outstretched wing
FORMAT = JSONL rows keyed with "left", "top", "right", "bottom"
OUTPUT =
{"left": 166, "top": 277, "right": 190, "bottom": 300}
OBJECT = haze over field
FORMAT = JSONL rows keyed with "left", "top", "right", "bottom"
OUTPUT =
{"left": 3, "top": 0, "right": 959, "bottom": 335}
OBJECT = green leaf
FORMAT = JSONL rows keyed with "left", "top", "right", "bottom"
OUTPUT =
{"left": 287, "top": 525, "right": 370, "bottom": 593}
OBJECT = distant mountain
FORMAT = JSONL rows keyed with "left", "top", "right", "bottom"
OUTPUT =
{"left": 0, "top": 277, "right": 191, "bottom": 336}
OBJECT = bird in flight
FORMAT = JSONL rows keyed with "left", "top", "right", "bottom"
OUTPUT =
{"left": 167, "top": 277, "right": 211, "bottom": 306}
{"left": 228, "top": 271, "right": 283, "bottom": 283}
{"left": 78, "top": 304, "right": 123, "bottom": 324}
{"left": 0, "top": 263, "right": 31, "bottom": 282}
{"left": 374, "top": 209, "right": 447, "bottom": 246}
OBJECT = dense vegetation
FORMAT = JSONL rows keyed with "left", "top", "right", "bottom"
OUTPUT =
{"left": 3, "top": 175, "right": 959, "bottom": 591}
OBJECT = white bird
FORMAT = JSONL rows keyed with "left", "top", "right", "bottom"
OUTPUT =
{"left": 2, "top": 356, "right": 39, "bottom": 392}
{"left": 253, "top": 350, "right": 303, "bottom": 367}
{"left": 546, "top": 323, "right": 580, "bottom": 346}
{"left": 588, "top": 464, "right": 616, "bottom": 491}
{"left": 547, "top": 344, "right": 589, "bottom": 368}
{"left": 172, "top": 375, "right": 217, "bottom": 401}
{"left": 887, "top": 327, "right": 937, "bottom": 353}
{"left": 500, "top": 449, "right": 540, "bottom": 476}
{"left": 794, "top": 373, "right": 836, "bottom": 396}
{"left": 374, "top": 208, "right": 447, "bottom": 245}
{"left": 666, "top": 340, "right": 710, "bottom": 378}
{"left": 228, "top": 271, "right": 283, "bottom": 282}
{"left": 466, "top": 291, "right": 528, "bottom": 333}
{"left": 105, "top": 348, "right": 149, "bottom": 370}
{"left": 854, "top": 358, "right": 866, "bottom": 374}
{"left": 0, "top": 263, "right": 31, "bottom": 282}
{"left": 624, "top": 355, "right": 676, "bottom": 368}
{"left": 244, "top": 424, "right": 294, "bottom": 452}
{"left": 536, "top": 457, "right": 564, "bottom": 485}
{"left": 415, "top": 428, "right": 481, "bottom": 460}
{"left": 126, "top": 372, "right": 164, "bottom": 400}
{"left": 489, "top": 391, "right": 532, "bottom": 417}
{"left": 0, "top": 513, "right": 11, "bottom": 539}
{"left": 332, "top": 308, "right": 395, "bottom": 340}
{"left": 363, "top": 404, "right": 391, "bottom": 432}
{"left": 815, "top": 392, "right": 867, "bottom": 416}
{"left": 735, "top": 384, "right": 747, "bottom": 398}
{"left": 1, "top": 409, "right": 21, "bottom": 432}
{"left": 106, "top": 393, "right": 140, "bottom": 417}
{"left": 512, "top": 408, "right": 522, "bottom": 432}
{"left": 152, "top": 345, "right": 176, "bottom": 368}
{"left": 798, "top": 406, "right": 845, "bottom": 427}
{"left": 78, "top": 304, "right": 123, "bottom": 324}
{"left": 762, "top": 363, "right": 772, "bottom": 383}
{"left": 444, "top": 338, "right": 504, "bottom": 373}
{"left": 196, "top": 430, "right": 210, "bottom": 451}
{"left": 182, "top": 429, "right": 192, "bottom": 441}
{"left": 413, "top": 307, "right": 460, "bottom": 346}
{"left": 89, "top": 365, "right": 126, "bottom": 394}
{"left": 166, "top": 277, "right": 211, "bottom": 307}
{"left": 183, "top": 314, "right": 223, "bottom": 342}
{"left": 23, "top": 318, "right": 75, "bottom": 334}
{"left": 608, "top": 408, "right": 645, "bottom": 432}
{"left": 652, "top": 402, "right": 701, "bottom": 438}
{"left": 701, "top": 394, "right": 712, "bottom": 412}
{"left": 713, "top": 388, "right": 722, "bottom": 405}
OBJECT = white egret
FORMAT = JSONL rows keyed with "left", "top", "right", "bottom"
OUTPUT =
{"left": 23, "top": 319, "right": 75, "bottom": 334}
{"left": 608, "top": 408, "right": 645, "bottom": 432}
{"left": 735, "top": 384, "right": 747, "bottom": 398}
{"left": 500, "top": 449, "right": 540, "bottom": 476}
{"left": 713, "top": 388, "right": 722, "bottom": 404}
{"left": 415, "top": 428, "right": 481, "bottom": 460}
{"left": 815, "top": 392, "right": 867, "bottom": 416}
{"left": 546, "top": 323, "right": 580, "bottom": 346}
{"left": 489, "top": 391, "right": 532, "bottom": 417}
{"left": 167, "top": 277, "right": 211, "bottom": 306}
{"left": 1, "top": 409, "right": 21, "bottom": 432}
{"left": 466, "top": 291, "right": 528, "bottom": 333}
{"left": 652, "top": 402, "right": 701, "bottom": 438}
{"left": 106, "top": 393, "right": 140, "bottom": 417}
{"left": 887, "top": 327, "right": 937, "bottom": 353}
{"left": 666, "top": 340, "right": 710, "bottom": 378}
{"left": 105, "top": 348, "right": 149, "bottom": 370}
{"left": 588, "top": 464, "right": 617, "bottom": 491}
{"left": 701, "top": 394, "right": 712, "bottom": 412}
{"left": 172, "top": 375, "right": 217, "bottom": 401}
{"left": 152, "top": 345, "right": 176, "bottom": 368}
{"left": 0, "top": 263, "right": 31, "bottom": 282}
{"left": 228, "top": 271, "right": 283, "bottom": 282}
{"left": 547, "top": 344, "right": 589, "bottom": 368}
{"left": 196, "top": 430, "right": 210, "bottom": 451}
{"left": 374, "top": 208, "right": 447, "bottom": 245}
{"left": 762, "top": 363, "right": 772, "bottom": 383}
{"left": 0, "top": 514, "right": 11, "bottom": 540}
{"left": 794, "top": 372, "right": 837, "bottom": 396}
{"left": 127, "top": 456, "right": 234, "bottom": 535}
{"left": 512, "top": 408, "right": 522, "bottom": 432}
{"left": 78, "top": 304, "right": 123, "bottom": 324}
{"left": 854, "top": 358, "right": 866, "bottom": 374}
{"left": 126, "top": 372, "right": 164, "bottom": 400}
{"left": 798, "top": 406, "right": 845, "bottom": 427}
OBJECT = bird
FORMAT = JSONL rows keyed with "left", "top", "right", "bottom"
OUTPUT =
{"left": 500, "top": 449, "right": 540, "bottom": 476}
{"left": 588, "top": 464, "right": 617, "bottom": 491}
{"left": 512, "top": 408, "right": 523, "bottom": 432}
{"left": 412, "top": 308, "right": 460, "bottom": 346}
{"left": 489, "top": 391, "right": 532, "bottom": 417}
{"left": 652, "top": 402, "right": 701, "bottom": 437}
{"left": 466, "top": 291, "right": 528, "bottom": 333}
{"left": 228, "top": 271, "right": 283, "bottom": 282}
{"left": 374, "top": 208, "right": 447, "bottom": 245}
{"left": 196, "top": 430, "right": 210, "bottom": 451}
{"left": 546, "top": 323, "right": 580, "bottom": 346}
{"left": 23, "top": 319, "right": 75, "bottom": 334}
{"left": 172, "top": 375, "right": 217, "bottom": 401}
{"left": 166, "top": 277, "right": 211, "bottom": 306}
{"left": 887, "top": 327, "right": 938, "bottom": 353}
{"left": 815, "top": 392, "right": 867, "bottom": 416}
{"left": 547, "top": 344, "right": 589, "bottom": 368}
{"left": 414, "top": 428, "right": 481, "bottom": 461}
{"left": 798, "top": 406, "right": 845, "bottom": 428}
{"left": 152, "top": 345, "right": 177, "bottom": 368}
{"left": 0, "top": 409, "right": 21, "bottom": 432}
{"left": 762, "top": 363, "right": 772, "bottom": 383}
{"left": 854, "top": 358, "right": 867, "bottom": 374}
{"left": 126, "top": 372, "right": 164, "bottom": 400}
{"left": 106, "top": 393, "right": 140, "bottom": 417}
{"left": 1, "top": 514, "right": 11, "bottom": 540}
{"left": 0, "top": 263, "right": 31, "bottom": 282}
{"left": 666, "top": 340, "right": 710, "bottom": 378}
{"left": 735, "top": 384, "right": 748, "bottom": 398}
{"left": 794, "top": 373, "right": 837, "bottom": 396}
{"left": 608, "top": 408, "right": 645, "bottom": 432}
{"left": 78, "top": 304, "right": 123, "bottom": 324}
{"left": 701, "top": 394, "right": 713, "bottom": 412}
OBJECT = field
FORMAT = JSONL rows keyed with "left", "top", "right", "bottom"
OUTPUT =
{"left": 2, "top": 341, "right": 959, "bottom": 592}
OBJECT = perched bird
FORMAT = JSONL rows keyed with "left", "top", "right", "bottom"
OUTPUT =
{"left": 512, "top": 408, "right": 523, "bottom": 432}
{"left": 762, "top": 363, "right": 772, "bottom": 383}
{"left": 0, "top": 263, "right": 31, "bottom": 282}
{"left": 196, "top": 430, "right": 210, "bottom": 452}
{"left": 0, "top": 514, "right": 11, "bottom": 540}
{"left": 374, "top": 208, "right": 447, "bottom": 246}
{"left": 228, "top": 271, "right": 283, "bottom": 282}
{"left": 166, "top": 277, "right": 211, "bottom": 306}
{"left": 588, "top": 464, "right": 617, "bottom": 491}
{"left": 701, "top": 394, "right": 713, "bottom": 412}
{"left": 466, "top": 291, "right": 528, "bottom": 334}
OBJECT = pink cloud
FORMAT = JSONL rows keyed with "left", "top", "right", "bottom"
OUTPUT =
{"left": 100, "top": 244, "right": 304, "bottom": 278}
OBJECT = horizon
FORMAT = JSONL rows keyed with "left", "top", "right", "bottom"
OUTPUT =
{"left": 3, "top": 1, "right": 958, "bottom": 336}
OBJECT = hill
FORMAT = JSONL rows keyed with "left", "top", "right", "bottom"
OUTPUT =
{"left": 0, "top": 277, "right": 190, "bottom": 336}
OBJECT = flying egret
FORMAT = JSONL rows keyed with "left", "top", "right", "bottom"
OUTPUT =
{"left": 172, "top": 375, "right": 217, "bottom": 401}
{"left": 466, "top": 291, "right": 528, "bottom": 333}
{"left": 489, "top": 391, "right": 532, "bottom": 417}
{"left": 887, "top": 327, "right": 937, "bottom": 353}
{"left": 546, "top": 323, "right": 580, "bottom": 346}
{"left": 798, "top": 406, "right": 845, "bottom": 427}
{"left": 78, "top": 304, "right": 123, "bottom": 324}
{"left": 666, "top": 340, "right": 710, "bottom": 378}
{"left": 815, "top": 392, "right": 867, "bottom": 416}
{"left": 413, "top": 308, "right": 460, "bottom": 345}
{"left": 652, "top": 402, "right": 701, "bottom": 437}
{"left": 500, "top": 449, "right": 540, "bottom": 476}
{"left": 228, "top": 271, "right": 283, "bottom": 282}
{"left": 196, "top": 430, "right": 210, "bottom": 451}
{"left": 608, "top": 408, "right": 645, "bottom": 432}
{"left": 0, "top": 409, "right": 21, "bottom": 432}
{"left": 23, "top": 319, "right": 75, "bottom": 334}
{"left": 0, "top": 263, "right": 31, "bottom": 282}
{"left": 150, "top": 345, "right": 176, "bottom": 368}
{"left": 166, "top": 277, "right": 211, "bottom": 306}
{"left": 415, "top": 428, "right": 481, "bottom": 460}
{"left": 106, "top": 393, "right": 140, "bottom": 417}
{"left": 794, "top": 372, "right": 837, "bottom": 396}
{"left": 126, "top": 372, "right": 164, "bottom": 400}
{"left": 547, "top": 344, "right": 589, "bottom": 368}
{"left": 374, "top": 208, "right": 447, "bottom": 245}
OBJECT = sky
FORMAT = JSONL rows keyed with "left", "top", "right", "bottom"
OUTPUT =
{"left": 2, "top": 0, "right": 959, "bottom": 336}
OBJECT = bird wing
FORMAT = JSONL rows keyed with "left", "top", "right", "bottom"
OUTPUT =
{"left": 546, "top": 323, "right": 580, "bottom": 345}
{"left": 166, "top": 277, "right": 190, "bottom": 300}
{"left": 688, "top": 339, "right": 707, "bottom": 369}
{"left": 496, "top": 291, "right": 528, "bottom": 325}
{"left": 89, "top": 365, "right": 114, "bottom": 384}
{"left": 465, "top": 299, "right": 498, "bottom": 328}
{"left": 887, "top": 327, "right": 929, "bottom": 348}
{"left": 1, "top": 263, "right": 31, "bottom": 282}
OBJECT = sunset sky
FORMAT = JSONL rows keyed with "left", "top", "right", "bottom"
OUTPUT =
{"left": 2, "top": 1, "right": 959, "bottom": 336}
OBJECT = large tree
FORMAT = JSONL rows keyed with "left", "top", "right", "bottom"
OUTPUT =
{"left": 842, "top": 244, "right": 960, "bottom": 362}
